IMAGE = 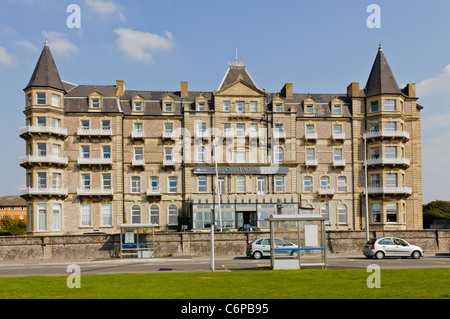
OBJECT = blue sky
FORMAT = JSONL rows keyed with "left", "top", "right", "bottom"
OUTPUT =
{"left": 0, "top": 0, "right": 449, "bottom": 204}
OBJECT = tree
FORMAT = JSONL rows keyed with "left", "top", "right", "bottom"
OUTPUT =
{"left": 423, "top": 200, "right": 450, "bottom": 229}
{"left": 0, "top": 216, "right": 27, "bottom": 236}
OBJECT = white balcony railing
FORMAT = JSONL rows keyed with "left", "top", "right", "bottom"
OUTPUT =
{"left": 77, "top": 157, "right": 113, "bottom": 165}
{"left": 364, "top": 130, "right": 410, "bottom": 140}
{"left": 273, "top": 131, "right": 286, "bottom": 139}
{"left": 77, "top": 188, "right": 114, "bottom": 196}
{"left": 332, "top": 159, "right": 346, "bottom": 167}
{"left": 20, "top": 126, "right": 67, "bottom": 136}
{"left": 332, "top": 132, "right": 346, "bottom": 140}
{"left": 305, "top": 159, "right": 318, "bottom": 166}
{"left": 132, "top": 159, "right": 145, "bottom": 166}
{"left": 146, "top": 188, "right": 162, "bottom": 196}
{"left": 162, "top": 130, "right": 175, "bottom": 140}
{"left": 20, "top": 187, "right": 68, "bottom": 197}
{"left": 20, "top": 155, "right": 68, "bottom": 166}
{"left": 131, "top": 130, "right": 144, "bottom": 139}
{"left": 367, "top": 187, "right": 412, "bottom": 195}
{"left": 77, "top": 128, "right": 112, "bottom": 136}
{"left": 365, "top": 157, "right": 410, "bottom": 166}
{"left": 305, "top": 132, "right": 318, "bottom": 140}
{"left": 196, "top": 131, "right": 209, "bottom": 139}
{"left": 163, "top": 158, "right": 175, "bottom": 166}
{"left": 318, "top": 187, "right": 335, "bottom": 195}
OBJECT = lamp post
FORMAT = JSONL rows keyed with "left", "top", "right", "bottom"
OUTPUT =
{"left": 364, "top": 133, "right": 370, "bottom": 241}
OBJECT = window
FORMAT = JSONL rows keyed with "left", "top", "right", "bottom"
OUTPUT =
{"left": 197, "top": 122, "right": 206, "bottom": 135}
{"left": 386, "top": 174, "right": 397, "bottom": 187}
{"left": 386, "top": 203, "right": 398, "bottom": 222}
{"left": 370, "top": 101, "right": 379, "bottom": 112}
{"left": 81, "top": 145, "right": 90, "bottom": 159}
{"left": 236, "top": 101, "right": 244, "bottom": 113}
{"left": 37, "top": 143, "right": 46, "bottom": 156}
{"left": 218, "top": 177, "right": 226, "bottom": 194}
{"left": 52, "top": 118, "right": 61, "bottom": 128}
{"left": 197, "top": 146, "right": 206, "bottom": 163}
{"left": 168, "top": 176, "right": 177, "bottom": 193}
{"left": 150, "top": 176, "right": 159, "bottom": 192}
{"left": 385, "top": 122, "right": 396, "bottom": 131}
{"left": 274, "top": 103, "right": 282, "bottom": 112}
{"left": 37, "top": 173, "right": 47, "bottom": 188}
{"left": 384, "top": 99, "right": 396, "bottom": 111}
{"left": 370, "top": 147, "right": 379, "bottom": 159}
{"left": 274, "top": 147, "right": 284, "bottom": 163}
{"left": 236, "top": 176, "right": 246, "bottom": 192}
{"left": 52, "top": 204, "right": 61, "bottom": 231}
{"left": 150, "top": 205, "right": 159, "bottom": 224}
{"left": 37, "top": 117, "right": 46, "bottom": 127}
{"left": 164, "top": 148, "right": 173, "bottom": 161}
{"left": 37, "top": 93, "right": 46, "bottom": 105}
{"left": 103, "top": 173, "right": 111, "bottom": 189}
{"left": 372, "top": 203, "right": 381, "bottom": 223}
{"left": 321, "top": 203, "right": 329, "bottom": 222}
{"left": 371, "top": 174, "right": 380, "bottom": 188}
{"left": 337, "top": 176, "right": 347, "bottom": 192}
{"left": 81, "top": 120, "right": 90, "bottom": 130}
{"left": 134, "top": 102, "right": 142, "bottom": 112}
{"left": 305, "top": 104, "right": 313, "bottom": 114}
{"left": 236, "top": 124, "right": 245, "bottom": 137}
{"left": 134, "top": 122, "right": 143, "bottom": 133}
{"left": 51, "top": 94, "right": 61, "bottom": 107}
{"left": 306, "top": 124, "right": 315, "bottom": 133}
{"left": 250, "top": 101, "right": 257, "bottom": 112}
{"left": 164, "top": 123, "right": 173, "bottom": 134}
{"left": 27, "top": 94, "right": 32, "bottom": 106}
{"left": 338, "top": 205, "right": 347, "bottom": 224}
{"left": 320, "top": 176, "right": 330, "bottom": 189}
{"left": 250, "top": 124, "right": 258, "bottom": 134}
{"left": 91, "top": 99, "right": 100, "bottom": 109}
{"left": 102, "top": 120, "right": 111, "bottom": 130}
{"left": 164, "top": 103, "right": 172, "bottom": 112}
{"left": 275, "top": 124, "right": 283, "bottom": 132}
{"left": 370, "top": 122, "right": 379, "bottom": 132}
{"left": 131, "top": 205, "right": 141, "bottom": 224}
{"left": 332, "top": 104, "right": 341, "bottom": 114}
{"left": 52, "top": 144, "right": 61, "bottom": 157}
{"left": 81, "top": 204, "right": 91, "bottom": 227}
{"left": 274, "top": 176, "right": 284, "bottom": 192}
{"left": 198, "top": 176, "right": 207, "bottom": 193}
{"left": 223, "top": 101, "right": 230, "bottom": 112}
{"left": 303, "top": 176, "right": 313, "bottom": 192}
{"left": 102, "top": 145, "right": 111, "bottom": 159}
{"left": 52, "top": 173, "right": 61, "bottom": 189}
{"left": 223, "top": 123, "right": 231, "bottom": 136}
{"left": 306, "top": 148, "right": 315, "bottom": 161}
{"left": 38, "top": 203, "right": 47, "bottom": 231}
{"left": 385, "top": 146, "right": 397, "bottom": 159}
{"left": 102, "top": 203, "right": 112, "bottom": 226}
{"left": 257, "top": 177, "right": 266, "bottom": 195}
{"left": 333, "top": 149, "right": 342, "bottom": 161}
{"left": 236, "top": 151, "right": 245, "bottom": 163}
{"left": 333, "top": 125, "right": 342, "bottom": 134}
{"left": 134, "top": 147, "right": 143, "bottom": 161}
{"left": 81, "top": 174, "right": 90, "bottom": 189}
{"left": 168, "top": 205, "right": 178, "bottom": 225}
{"left": 131, "top": 176, "right": 141, "bottom": 193}
{"left": 197, "top": 102, "right": 206, "bottom": 111}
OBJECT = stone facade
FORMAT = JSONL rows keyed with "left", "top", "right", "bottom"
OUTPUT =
{"left": 20, "top": 43, "right": 423, "bottom": 235}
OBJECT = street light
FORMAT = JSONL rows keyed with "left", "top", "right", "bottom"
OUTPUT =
{"left": 364, "top": 133, "right": 370, "bottom": 241}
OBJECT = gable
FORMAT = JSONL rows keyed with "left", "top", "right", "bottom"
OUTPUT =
{"left": 215, "top": 80, "right": 264, "bottom": 97}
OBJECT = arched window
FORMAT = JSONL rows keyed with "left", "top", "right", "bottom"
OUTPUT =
{"left": 320, "top": 203, "right": 329, "bottom": 222}
{"left": 131, "top": 205, "right": 141, "bottom": 224}
{"left": 301, "top": 204, "right": 313, "bottom": 214}
{"left": 150, "top": 205, "right": 159, "bottom": 225}
{"left": 168, "top": 205, "right": 178, "bottom": 226}
{"left": 338, "top": 204, "right": 347, "bottom": 224}
{"left": 274, "top": 147, "right": 284, "bottom": 163}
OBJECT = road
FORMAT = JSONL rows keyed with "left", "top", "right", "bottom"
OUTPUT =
{"left": 0, "top": 254, "right": 449, "bottom": 277}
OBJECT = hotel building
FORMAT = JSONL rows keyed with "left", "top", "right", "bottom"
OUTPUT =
{"left": 20, "top": 42, "right": 423, "bottom": 234}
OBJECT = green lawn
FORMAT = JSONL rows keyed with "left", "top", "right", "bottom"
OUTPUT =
{"left": 0, "top": 268, "right": 449, "bottom": 299}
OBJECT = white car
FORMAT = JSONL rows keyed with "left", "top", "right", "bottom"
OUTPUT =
{"left": 247, "top": 237, "right": 299, "bottom": 259}
{"left": 363, "top": 237, "right": 424, "bottom": 259}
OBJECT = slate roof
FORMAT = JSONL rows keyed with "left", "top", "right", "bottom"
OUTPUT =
{"left": 218, "top": 65, "right": 260, "bottom": 91}
{"left": 24, "top": 41, "right": 66, "bottom": 92}
{"left": 0, "top": 196, "right": 26, "bottom": 207}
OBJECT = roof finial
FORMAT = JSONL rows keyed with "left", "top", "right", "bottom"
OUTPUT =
{"left": 44, "top": 38, "right": 48, "bottom": 47}
{"left": 378, "top": 43, "right": 382, "bottom": 51}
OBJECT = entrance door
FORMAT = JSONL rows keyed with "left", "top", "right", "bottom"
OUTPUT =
{"left": 236, "top": 212, "right": 257, "bottom": 229}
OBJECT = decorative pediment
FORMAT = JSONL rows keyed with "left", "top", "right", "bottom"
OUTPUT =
{"left": 215, "top": 80, "right": 265, "bottom": 97}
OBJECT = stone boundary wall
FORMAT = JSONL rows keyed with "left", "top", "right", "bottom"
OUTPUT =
{"left": 0, "top": 230, "right": 448, "bottom": 261}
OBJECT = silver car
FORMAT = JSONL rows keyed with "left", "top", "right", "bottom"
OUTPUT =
{"left": 363, "top": 237, "right": 424, "bottom": 260}
{"left": 247, "top": 237, "right": 299, "bottom": 259}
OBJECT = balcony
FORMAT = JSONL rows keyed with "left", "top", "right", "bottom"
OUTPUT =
{"left": 20, "top": 155, "right": 68, "bottom": 168}
{"left": 365, "top": 157, "right": 410, "bottom": 168}
{"left": 77, "top": 188, "right": 114, "bottom": 197}
{"left": 131, "top": 159, "right": 145, "bottom": 167}
{"left": 364, "top": 130, "right": 410, "bottom": 141}
{"left": 20, "top": 187, "right": 68, "bottom": 198}
{"left": 195, "top": 131, "right": 209, "bottom": 140}
{"left": 20, "top": 126, "right": 67, "bottom": 139}
{"left": 163, "top": 158, "right": 175, "bottom": 167}
{"left": 162, "top": 130, "right": 175, "bottom": 140}
{"left": 146, "top": 188, "right": 162, "bottom": 196}
{"left": 332, "top": 159, "right": 346, "bottom": 167}
{"left": 78, "top": 157, "right": 113, "bottom": 166}
{"left": 77, "top": 128, "right": 112, "bottom": 137}
{"left": 273, "top": 131, "right": 286, "bottom": 140}
{"left": 305, "top": 132, "right": 318, "bottom": 141}
{"left": 367, "top": 187, "right": 412, "bottom": 196}
{"left": 131, "top": 130, "right": 144, "bottom": 139}
{"left": 305, "top": 159, "right": 318, "bottom": 167}
{"left": 318, "top": 187, "right": 335, "bottom": 196}
{"left": 332, "top": 132, "right": 346, "bottom": 141}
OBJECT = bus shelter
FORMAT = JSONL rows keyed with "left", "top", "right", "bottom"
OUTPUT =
{"left": 119, "top": 223, "right": 157, "bottom": 258}
{"left": 266, "top": 214, "right": 326, "bottom": 269}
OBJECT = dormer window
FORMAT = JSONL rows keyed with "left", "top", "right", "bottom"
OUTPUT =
{"left": 305, "top": 105, "right": 313, "bottom": 114}
{"left": 332, "top": 104, "right": 341, "bottom": 114}
{"left": 91, "top": 99, "right": 100, "bottom": 108}
{"left": 274, "top": 104, "right": 282, "bottom": 112}
{"left": 134, "top": 101, "right": 142, "bottom": 112}
{"left": 198, "top": 102, "right": 206, "bottom": 111}
{"left": 164, "top": 102, "right": 172, "bottom": 112}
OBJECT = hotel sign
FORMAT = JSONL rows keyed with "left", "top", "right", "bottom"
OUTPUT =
{"left": 193, "top": 166, "right": 289, "bottom": 175}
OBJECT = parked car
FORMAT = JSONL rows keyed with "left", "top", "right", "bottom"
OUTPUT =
{"left": 238, "top": 226, "right": 261, "bottom": 232}
{"left": 363, "top": 237, "right": 424, "bottom": 259}
{"left": 247, "top": 237, "right": 299, "bottom": 259}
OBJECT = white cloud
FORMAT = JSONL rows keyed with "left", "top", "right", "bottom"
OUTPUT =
{"left": 0, "top": 46, "right": 15, "bottom": 66}
{"left": 84, "top": 0, "right": 126, "bottom": 21}
{"left": 41, "top": 31, "right": 79, "bottom": 56}
{"left": 416, "top": 64, "right": 450, "bottom": 96}
{"left": 14, "top": 40, "right": 38, "bottom": 52}
{"left": 422, "top": 112, "right": 450, "bottom": 131}
{"left": 114, "top": 28, "right": 174, "bottom": 63}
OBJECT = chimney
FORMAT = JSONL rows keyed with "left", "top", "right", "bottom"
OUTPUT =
{"left": 281, "top": 83, "right": 293, "bottom": 99}
{"left": 181, "top": 81, "right": 188, "bottom": 98}
{"left": 347, "top": 82, "right": 360, "bottom": 98}
{"left": 116, "top": 80, "right": 125, "bottom": 97}
{"left": 406, "top": 83, "right": 416, "bottom": 98}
